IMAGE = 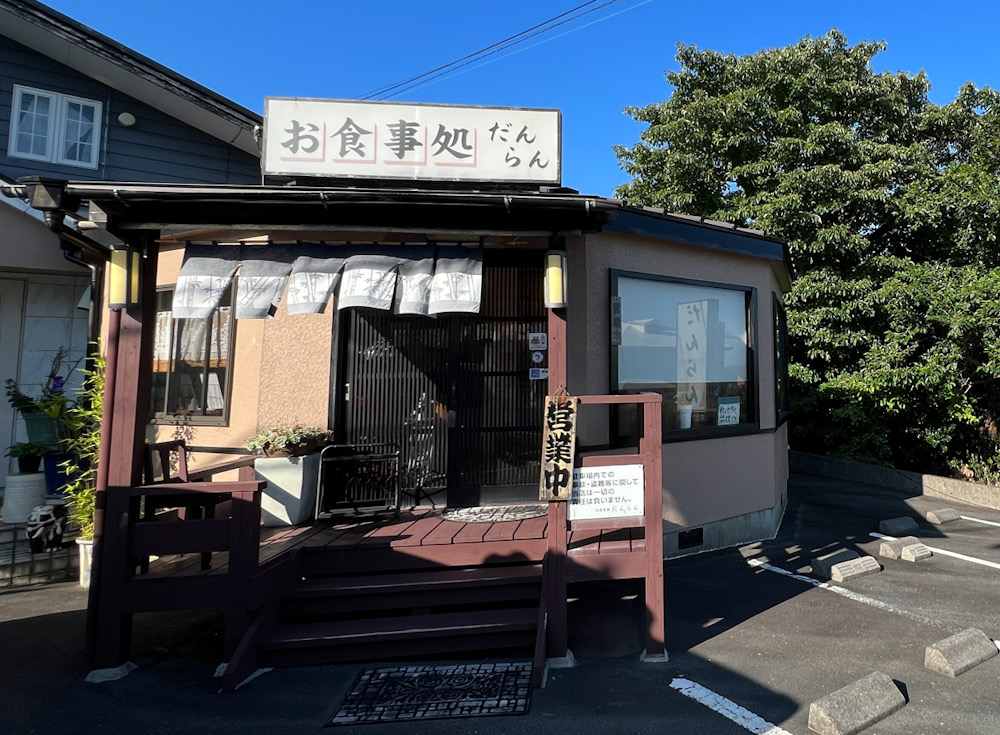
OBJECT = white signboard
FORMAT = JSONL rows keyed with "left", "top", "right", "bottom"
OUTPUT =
{"left": 569, "top": 464, "right": 644, "bottom": 520}
{"left": 263, "top": 98, "right": 561, "bottom": 184}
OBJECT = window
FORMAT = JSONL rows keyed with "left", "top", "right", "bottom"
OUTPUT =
{"left": 774, "top": 294, "right": 791, "bottom": 425}
{"left": 151, "top": 286, "right": 234, "bottom": 423}
{"left": 611, "top": 271, "right": 756, "bottom": 437}
{"left": 8, "top": 85, "right": 102, "bottom": 168}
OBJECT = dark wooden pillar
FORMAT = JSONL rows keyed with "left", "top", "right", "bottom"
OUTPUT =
{"left": 87, "top": 232, "right": 159, "bottom": 666}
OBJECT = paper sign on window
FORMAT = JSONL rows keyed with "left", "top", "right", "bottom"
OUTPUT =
{"left": 717, "top": 396, "right": 740, "bottom": 425}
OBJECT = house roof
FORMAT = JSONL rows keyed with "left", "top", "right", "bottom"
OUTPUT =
{"left": 0, "top": 178, "right": 792, "bottom": 287}
{"left": 0, "top": 0, "right": 261, "bottom": 156}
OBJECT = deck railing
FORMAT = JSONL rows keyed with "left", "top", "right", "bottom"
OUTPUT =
{"left": 545, "top": 392, "right": 664, "bottom": 661}
{"left": 93, "top": 457, "right": 264, "bottom": 669}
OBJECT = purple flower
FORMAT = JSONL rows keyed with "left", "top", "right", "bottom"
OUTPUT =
{"left": 50, "top": 376, "right": 65, "bottom": 394}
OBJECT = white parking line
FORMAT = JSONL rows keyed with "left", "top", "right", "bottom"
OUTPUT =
{"left": 870, "top": 532, "right": 1000, "bottom": 571}
{"left": 745, "top": 557, "right": 949, "bottom": 630}
{"left": 670, "top": 677, "right": 796, "bottom": 735}
{"left": 960, "top": 515, "right": 1000, "bottom": 528}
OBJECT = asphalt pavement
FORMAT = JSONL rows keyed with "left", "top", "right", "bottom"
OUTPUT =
{"left": 2, "top": 472, "right": 1000, "bottom": 735}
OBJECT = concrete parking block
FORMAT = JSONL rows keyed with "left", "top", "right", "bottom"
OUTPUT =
{"left": 879, "top": 536, "right": 931, "bottom": 562}
{"left": 924, "top": 628, "right": 998, "bottom": 677}
{"left": 878, "top": 516, "right": 919, "bottom": 535}
{"left": 807, "top": 671, "right": 906, "bottom": 735}
{"left": 830, "top": 556, "right": 881, "bottom": 583}
{"left": 925, "top": 507, "right": 960, "bottom": 524}
{"left": 811, "top": 549, "right": 859, "bottom": 580}
{"left": 901, "top": 543, "right": 932, "bottom": 562}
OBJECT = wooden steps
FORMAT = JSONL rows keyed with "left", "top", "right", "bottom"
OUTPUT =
{"left": 255, "top": 557, "right": 543, "bottom": 670}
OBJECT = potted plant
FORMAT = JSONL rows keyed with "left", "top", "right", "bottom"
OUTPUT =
{"left": 60, "top": 354, "right": 103, "bottom": 588}
{"left": 247, "top": 425, "right": 332, "bottom": 457}
{"left": 248, "top": 425, "right": 331, "bottom": 526}
{"left": 6, "top": 349, "right": 83, "bottom": 496}
{"left": 5, "top": 441, "right": 49, "bottom": 473}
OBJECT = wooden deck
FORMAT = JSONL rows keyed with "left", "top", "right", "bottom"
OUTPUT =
{"left": 143, "top": 508, "right": 655, "bottom": 583}
{"left": 92, "top": 394, "right": 663, "bottom": 682}
{"left": 145, "top": 509, "right": 553, "bottom": 580}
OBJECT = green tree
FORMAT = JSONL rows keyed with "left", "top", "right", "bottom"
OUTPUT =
{"left": 615, "top": 30, "right": 1000, "bottom": 479}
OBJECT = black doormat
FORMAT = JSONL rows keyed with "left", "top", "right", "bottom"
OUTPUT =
{"left": 327, "top": 662, "right": 532, "bottom": 726}
{"left": 441, "top": 504, "right": 547, "bottom": 523}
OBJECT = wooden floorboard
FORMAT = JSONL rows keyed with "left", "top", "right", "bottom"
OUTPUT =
{"left": 482, "top": 520, "right": 520, "bottom": 543}
{"left": 391, "top": 516, "right": 445, "bottom": 547}
{"left": 420, "top": 519, "right": 464, "bottom": 546}
{"left": 514, "top": 516, "right": 547, "bottom": 541}
{"left": 452, "top": 521, "right": 490, "bottom": 544}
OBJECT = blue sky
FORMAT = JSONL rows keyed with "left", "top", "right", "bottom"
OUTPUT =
{"left": 42, "top": 0, "right": 1000, "bottom": 197}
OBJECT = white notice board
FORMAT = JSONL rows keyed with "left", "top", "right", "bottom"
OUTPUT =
{"left": 569, "top": 464, "right": 644, "bottom": 521}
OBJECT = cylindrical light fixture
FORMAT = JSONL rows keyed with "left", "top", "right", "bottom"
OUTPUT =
{"left": 108, "top": 246, "right": 142, "bottom": 309}
{"left": 544, "top": 249, "right": 568, "bottom": 309}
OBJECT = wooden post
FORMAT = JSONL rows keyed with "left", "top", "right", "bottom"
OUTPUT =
{"left": 85, "top": 307, "right": 120, "bottom": 658}
{"left": 639, "top": 397, "right": 665, "bottom": 656}
{"left": 545, "top": 499, "right": 568, "bottom": 659}
{"left": 88, "top": 233, "right": 159, "bottom": 666}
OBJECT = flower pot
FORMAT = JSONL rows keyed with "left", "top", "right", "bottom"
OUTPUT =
{"left": 76, "top": 537, "right": 94, "bottom": 589}
{"left": 254, "top": 453, "right": 321, "bottom": 527}
{"left": 17, "top": 455, "right": 41, "bottom": 473}
{"left": 42, "top": 451, "right": 74, "bottom": 498}
{"left": 2, "top": 472, "right": 47, "bottom": 523}
{"left": 21, "top": 413, "right": 63, "bottom": 448}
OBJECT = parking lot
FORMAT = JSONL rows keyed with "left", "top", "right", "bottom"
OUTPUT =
{"left": 2, "top": 472, "right": 1000, "bottom": 734}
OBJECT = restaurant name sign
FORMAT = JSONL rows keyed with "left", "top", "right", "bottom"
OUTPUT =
{"left": 263, "top": 98, "right": 561, "bottom": 185}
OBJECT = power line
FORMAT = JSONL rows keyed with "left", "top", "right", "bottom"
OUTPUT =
{"left": 382, "top": 0, "right": 655, "bottom": 99}
{"left": 359, "top": 0, "right": 626, "bottom": 100}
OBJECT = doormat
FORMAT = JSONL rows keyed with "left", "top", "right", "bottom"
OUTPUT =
{"left": 327, "top": 662, "right": 532, "bottom": 726}
{"left": 441, "top": 504, "right": 547, "bottom": 523}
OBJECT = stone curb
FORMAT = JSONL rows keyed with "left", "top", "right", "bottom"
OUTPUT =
{"left": 807, "top": 671, "right": 906, "bottom": 735}
{"left": 925, "top": 628, "right": 998, "bottom": 677}
{"left": 878, "top": 536, "right": 932, "bottom": 562}
{"left": 878, "top": 516, "right": 919, "bottom": 535}
{"left": 830, "top": 556, "right": 881, "bottom": 583}
{"left": 925, "top": 507, "right": 960, "bottom": 524}
{"left": 810, "top": 549, "right": 859, "bottom": 580}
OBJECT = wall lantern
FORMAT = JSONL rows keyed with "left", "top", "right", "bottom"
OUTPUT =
{"left": 544, "top": 250, "right": 568, "bottom": 309}
{"left": 108, "top": 246, "right": 142, "bottom": 309}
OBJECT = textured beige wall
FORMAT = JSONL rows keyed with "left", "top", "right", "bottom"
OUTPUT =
{"left": 569, "top": 228, "right": 788, "bottom": 530}
{"left": 256, "top": 307, "right": 332, "bottom": 432}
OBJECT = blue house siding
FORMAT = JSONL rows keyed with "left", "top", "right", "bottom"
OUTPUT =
{"left": 0, "top": 35, "right": 260, "bottom": 184}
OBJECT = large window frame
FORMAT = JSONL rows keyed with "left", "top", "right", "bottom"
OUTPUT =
{"left": 610, "top": 270, "right": 760, "bottom": 441}
{"left": 8, "top": 85, "right": 102, "bottom": 169}
{"left": 150, "top": 285, "right": 235, "bottom": 425}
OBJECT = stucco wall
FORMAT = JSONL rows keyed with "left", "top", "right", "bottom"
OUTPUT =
{"left": 570, "top": 228, "right": 788, "bottom": 533}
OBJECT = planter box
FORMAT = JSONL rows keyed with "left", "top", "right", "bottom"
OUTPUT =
{"left": 254, "top": 453, "right": 321, "bottom": 527}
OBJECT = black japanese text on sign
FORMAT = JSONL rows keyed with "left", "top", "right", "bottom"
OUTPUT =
{"left": 539, "top": 395, "right": 578, "bottom": 501}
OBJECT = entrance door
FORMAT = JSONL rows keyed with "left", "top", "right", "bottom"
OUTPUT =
{"left": 338, "top": 254, "right": 545, "bottom": 507}
{"left": 0, "top": 279, "right": 26, "bottom": 489}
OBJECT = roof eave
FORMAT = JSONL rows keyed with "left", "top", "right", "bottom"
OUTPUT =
{"left": 1, "top": 0, "right": 261, "bottom": 156}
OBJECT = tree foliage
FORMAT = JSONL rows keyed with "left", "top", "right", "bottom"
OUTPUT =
{"left": 615, "top": 30, "right": 1000, "bottom": 479}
